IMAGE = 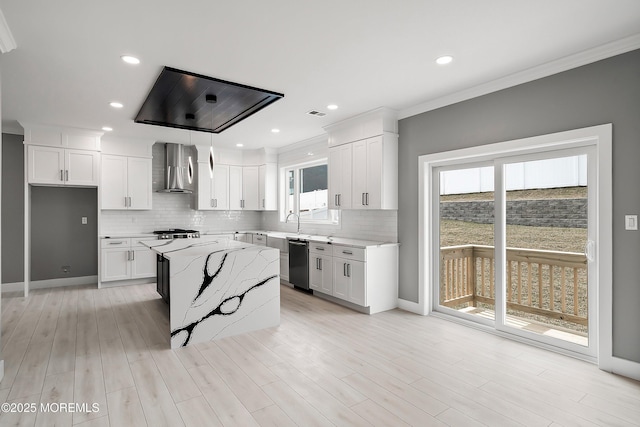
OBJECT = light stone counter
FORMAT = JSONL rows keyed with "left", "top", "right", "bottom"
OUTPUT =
{"left": 142, "top": 239, "right": 280, "bottom": 348}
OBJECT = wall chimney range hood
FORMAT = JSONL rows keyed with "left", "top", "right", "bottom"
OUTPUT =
{"left": 159, "top": 143, "right": 193, "bottom": 193}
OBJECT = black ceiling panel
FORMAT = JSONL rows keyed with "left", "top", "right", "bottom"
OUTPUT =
{"left": 135, "top": 67, "right": 284, "bottom": 133}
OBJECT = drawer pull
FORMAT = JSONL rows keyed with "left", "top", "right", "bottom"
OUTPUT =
{"left": 315, "top": 247, "right": 324, "bottom": 251}
{"left": 342, "top": 250, "right": 353, "bottom": 255}
{"left": 109, "top": 241, "right": 125, "bottom": 245}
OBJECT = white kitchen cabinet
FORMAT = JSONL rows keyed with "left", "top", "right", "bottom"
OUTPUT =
{"left": 27, "top": 145, "right": 99, "bottom": 186}
{"left": 351, "top": 133, "right": 398, "bottom": 210}
{"left": 227, "top": 165, "right": 272, "bottom": 211}
{"left": 310, "top": 243, "right": 333, "bottom": 295}
{"left": 229, "top": 165, "right": 243, "bottom": 210}
{"left": 101, "top": 155, "right": 152, "bottom": 210}
{"left": 252, "top": 233, "right": 267, "bottom": 245}
{"left": 280, "top": 252, "right": 289, "bottom": 282}
{"left": 259, "top": 163, "right": 277, "bottom": 210}
{"left": 100, "top": 237, "right": 156, "bottom": 283}
{"left": 328, "top": 144, "right": 352, "bottom": 209}
{"left": 333, "top": 258, "right": 365, "bottom": 306}
{"left": 197, "top": 163, "right": 230, "bottom": 210}
{"left": 234, "top": 233, "right": 251, "bottom": 243}
{"left": 242, "top": 166, "right": 260, "bottom": 210}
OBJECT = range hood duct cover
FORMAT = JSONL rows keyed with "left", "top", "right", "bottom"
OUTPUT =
{"left": 158, "top": 143, "right": 192, "bottom": 194}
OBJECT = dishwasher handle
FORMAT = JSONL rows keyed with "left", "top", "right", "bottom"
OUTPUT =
{"left": 288, "top": 241, "right": 308, "bottom": 246}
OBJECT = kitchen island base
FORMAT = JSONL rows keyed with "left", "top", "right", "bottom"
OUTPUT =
{"left": 144, "top": 239, "right": 280, "bottom": 348}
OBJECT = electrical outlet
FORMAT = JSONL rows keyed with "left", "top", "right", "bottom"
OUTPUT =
{"left": 81, "top": 217, "right": 88, "bottom": 225}
{"left": 62, "top": 265, "right": 71, "bottom": 273}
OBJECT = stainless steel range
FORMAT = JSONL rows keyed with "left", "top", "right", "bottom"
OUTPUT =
{"left": 153, "top": 229, "right": 200, "bottom": 240}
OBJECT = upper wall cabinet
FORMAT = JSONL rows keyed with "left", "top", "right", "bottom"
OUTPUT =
{"left": 324, "top": 108, "right": 398, "bottom": 210}
{"left": 27, "top": 145, "right": 100, "bottom": 186}
{"left": 22, "top": 122, "right": 102, "bottom": 151}
{"left": 194, "top": 146, "right": 277, "bottom": 211}
{"left": 351, "top": 134, "right": 398, "bottom": 210}
{"left": 22, "top": 123, "right": 102, "bottom": 187}
{"left": 101, "top": 155, "right": 152, "bottom": 210}
{"left": 197, "top": 163, "right": 230, "bottom": 210}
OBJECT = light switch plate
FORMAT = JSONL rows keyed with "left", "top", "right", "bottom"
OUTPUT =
{"left": 625, "top": 215, "right": 637, "bottom": 230}
{"left": 81, "top": 217, "right": 88, "bottom": 225}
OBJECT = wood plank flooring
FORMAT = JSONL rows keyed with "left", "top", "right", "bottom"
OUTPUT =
{"left": 1, "top": 283, "right": 639, "bottom": 426}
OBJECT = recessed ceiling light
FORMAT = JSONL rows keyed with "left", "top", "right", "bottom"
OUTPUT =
{"left": 307, "top": 152, "right": 314, "bottom": 156}
{"left": 121, "top": 55, "right": 140, "bottom": 65}
{"left": 110, "top": 101, "right": 124, "bottom": 108}
{"left": 271, "top": 128, "right": 280, "bottom": 133}
{"left": 327, "top": 104, "right": 338, "bottom": 110}
{"left": 436, "top": 55, "right": 453, "bottom": 65}
{"left": 236, "top": 143, "right": 244, "bottom": 147}
{"left": 102, "top": 126, "right": 113, "bottom": 132}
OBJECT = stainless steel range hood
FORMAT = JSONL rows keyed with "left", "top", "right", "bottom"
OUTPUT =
{"left": 158, "top": 143, "right": 193, "bottom": 193}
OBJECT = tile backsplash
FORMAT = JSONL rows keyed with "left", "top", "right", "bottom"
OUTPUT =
{"left": 100, "top": 193, "right": 262, "bottom": 235}
{"left": 261, "top": 210, "right": 398, "bottom": 243}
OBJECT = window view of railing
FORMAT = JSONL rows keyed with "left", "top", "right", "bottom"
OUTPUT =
{"left": 440, "top": 245, "right": 588, "bottom": 334}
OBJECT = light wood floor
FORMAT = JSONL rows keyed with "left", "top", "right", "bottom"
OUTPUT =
{"left": 1, "top": 283, "right": 639, "bottom": 426}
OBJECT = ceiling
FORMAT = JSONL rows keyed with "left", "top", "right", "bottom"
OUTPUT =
{"left": 1, "top": 1, "right": 639, "bottom": 149}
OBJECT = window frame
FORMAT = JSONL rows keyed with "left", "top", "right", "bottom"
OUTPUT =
{"left": 279, "top": 158, "right": 339, "bottom": 225}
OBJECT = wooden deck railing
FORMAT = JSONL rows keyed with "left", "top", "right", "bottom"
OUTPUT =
{"left": 440, "top": 245, "right": 588, "bottom": 326}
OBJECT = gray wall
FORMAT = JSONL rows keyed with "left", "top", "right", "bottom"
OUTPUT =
{"left": 1, "top": 133, "right": 24, "bottom": 283}
{"left": 30, "top": 187, "right": 97, "bottom": 280}
{"left": 398, "top": 49, "right": 640, "bottom": 363}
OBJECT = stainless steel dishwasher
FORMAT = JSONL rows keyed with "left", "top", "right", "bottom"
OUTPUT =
{"left": 288, "top": 238, "right": 310, "bottom": 291}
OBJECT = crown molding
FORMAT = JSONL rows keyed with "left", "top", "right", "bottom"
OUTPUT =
{"left": 399, "top": 34, "right": 640, "bottom": 120}
{"left": 0, "top": 8, "right": 16, "bottom": 53}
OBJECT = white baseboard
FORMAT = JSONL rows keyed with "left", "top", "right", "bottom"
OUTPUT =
{"left": 609, "top": 356, "right": 640, "bottom": 381}
{"left": 1, "top": 275, "right": 98, "bottom": 293}
{"left": 99, "top": 278, "right": 154, "bottom": 289}
{"left": 398, "top": 298, "right": 426, "bottom": 315}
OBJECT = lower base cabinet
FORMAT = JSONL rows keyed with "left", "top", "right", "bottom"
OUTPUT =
{"left": 309, "top": 243, "right": 398, "bottom": 314}
{"left": 333, "top": 257, "right": 365, "bottom": 306}
{"left": 100, "top": 237, "right": 156, "bottom": 283}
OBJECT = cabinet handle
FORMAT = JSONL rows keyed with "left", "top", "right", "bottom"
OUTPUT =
{"left": 60, "top": 170, "right": 64, "bottom": 181}
{"left": 215, "top": 199, "right": 218, "bottom": 208}
{"left": 262, "top": 198, "right": 265, "bottom": 208}
{"left": 342, "top": 250, "right": 353, "bottom": 255}
{"left": 131, "top": 250, "right": 135, "bottom": 261}
{"left": 319, "top": 258, "right": 322, "bottom": 271}
{"left": 365, "top": 192, "right": 369, "bottom": 206}
{"left": 362, "top": 193, "right": 366, "bottom": 206}
{"left": 128, "top": 197, "right": 132, "bottom": 207}
{"left": 347, "top": 263, "right": 351, "bottom": 277}
{"left": 109, "top": 241, "right": 125, "bottom": 245}
{"left": 343, "top": 263, "right": 347, "bottom": 277}
{"left": 65, "top": 170, "right": 69, "bottom": 181}
{"left": 334, "top": 194, "right": 337, "bottom": 206}
{"left": 210, "top": 199, "right": 214, "bottom": 208}
{"left": 127, "top": 250, "right": 131, "bottom": 261}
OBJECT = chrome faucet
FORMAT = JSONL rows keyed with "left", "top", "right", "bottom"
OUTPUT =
{"left": 286, "top": 212, "right": 301, "bottom": 234}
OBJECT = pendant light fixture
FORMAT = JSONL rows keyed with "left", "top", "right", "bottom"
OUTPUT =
{"left": 206, "top": 94, "right": 217, "bottom": 178}
{"left": 187, "top": 125, "right": 194, "bottom": 184}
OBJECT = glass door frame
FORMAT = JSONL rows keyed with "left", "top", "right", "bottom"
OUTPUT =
{"left": 492, "top": 147, "right": 597, "bottom": 358}
{"left": 418, "top": 124, "right": 612, "bottom": 366}
{"left": 432, "top": 160, "right": 497, "bottom": 329}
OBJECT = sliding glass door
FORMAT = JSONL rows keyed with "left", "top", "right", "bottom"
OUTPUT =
{"left": 434, "top": 147, "right": 596, "bottom": 357}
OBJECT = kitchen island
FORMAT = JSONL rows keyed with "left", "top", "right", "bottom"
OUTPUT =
{"left": 142, "top": 238, "right": 280, "bottom": 348}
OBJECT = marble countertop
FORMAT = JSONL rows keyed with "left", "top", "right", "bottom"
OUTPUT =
{"left": 101, "top": 230, "right": 397, "bottom": 249}
{"left": 141, "top": 238, "right": 253, "bottom": 260}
